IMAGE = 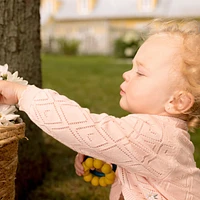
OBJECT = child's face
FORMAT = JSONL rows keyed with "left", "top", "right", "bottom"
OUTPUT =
{"left": 120, "top": 34, "right": 183, "bottom": 115}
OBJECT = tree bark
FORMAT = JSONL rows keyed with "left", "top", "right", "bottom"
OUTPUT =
{"left": 0, "top": 0, "right": 48, "bottom": 199}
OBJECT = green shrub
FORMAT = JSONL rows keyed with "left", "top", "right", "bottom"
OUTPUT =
{"left": 114, "top": 31, "right": 143, "bottom": 58}
{"left": 41, "top": 37, "right": 57, "bottom": 54}
{"left": 57, "top": 38, "right": 80, "bottom": 55}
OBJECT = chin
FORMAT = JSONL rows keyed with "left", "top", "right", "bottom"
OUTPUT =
{"left": 119, "top": 104, "right": 129, "bottom": 113}
{"left": 119, "top": 101, "right": 126, "bottom": 111}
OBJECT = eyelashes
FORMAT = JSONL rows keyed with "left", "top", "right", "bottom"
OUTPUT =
{"left": 136, "top": 71, "right": 144, "bottom": 76}
{"left": 132, "top": 66, "right": 146, "bottom": 77}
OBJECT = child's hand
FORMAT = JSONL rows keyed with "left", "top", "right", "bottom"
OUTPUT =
{"left": 0, "top": 80, "right": 27, "bottom": 105}
{"left": 74, "top": 153, "right": 85, "bottom": 176}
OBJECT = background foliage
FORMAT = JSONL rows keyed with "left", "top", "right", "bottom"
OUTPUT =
{"left": 42, "top": 38, "right": 80, "bottom": 55}
{"left": 114, "top": 31, "right": 143, "bottom": 58}
{"left": 57, "top": 38, "right": 80, "bottom": 55}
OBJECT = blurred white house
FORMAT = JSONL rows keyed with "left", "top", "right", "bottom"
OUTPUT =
{"left": 40, "top": 0, "right": 200, "bottom": 54}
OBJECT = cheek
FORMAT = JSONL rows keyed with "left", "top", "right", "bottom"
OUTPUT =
{"left": 148, "top": 82, "right": 172, "bottom": 104}
{"left": 128, "top": 82, "right": 161, "bottom": 102}
{"left": 126, "top": 86, "right": 146, "bottom": 104}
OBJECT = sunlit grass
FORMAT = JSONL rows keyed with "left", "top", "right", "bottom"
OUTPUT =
{"left": 27, "top": 54, "right": 200, "bottom": 200}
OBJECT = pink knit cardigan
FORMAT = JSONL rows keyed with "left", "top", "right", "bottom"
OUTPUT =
{"left": 19, "top": 86, "right": 200, "bottom": 200}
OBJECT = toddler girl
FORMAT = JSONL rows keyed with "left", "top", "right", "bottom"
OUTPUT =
{"left": 0, "top": 19, "right": 200, "bottom": 200}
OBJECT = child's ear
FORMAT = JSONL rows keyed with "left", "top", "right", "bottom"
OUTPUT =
{"left": 165, "top": 91, "right": 194, "bottom": 115}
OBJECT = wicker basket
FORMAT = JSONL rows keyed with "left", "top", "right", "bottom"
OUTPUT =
{"left": 0, "top": 123, "right": 25, "bottom": 200}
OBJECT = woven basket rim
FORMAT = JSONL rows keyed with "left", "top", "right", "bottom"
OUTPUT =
{"left": 0, "top": 123, "right": 25, "bottom": 145}
{"left": 0, "top": 122, "right": 25, "bottom": 132}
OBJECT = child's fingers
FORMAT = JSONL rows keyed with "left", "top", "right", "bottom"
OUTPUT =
{"left": 75, "top": 169, "right": 84, "bottom": 176}
{"left": 75, "top": 161, "right": 84, "bottom": 175}
{"left": 77, "top": 153, "right": 85, "bottom": 163}
{"left": 75, "top": 169, "right": 82, "bottom": 176}
{"left": 74, "top": 153, "right": 85, "bottom": 176}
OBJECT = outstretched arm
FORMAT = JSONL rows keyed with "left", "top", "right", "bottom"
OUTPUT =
{"left": 0, "top": 81, "right": 175, "bottom": 180}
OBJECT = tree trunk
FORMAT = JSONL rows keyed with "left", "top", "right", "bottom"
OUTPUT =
{"left": 0, "top": 0, "right": 48, "bottom": 199}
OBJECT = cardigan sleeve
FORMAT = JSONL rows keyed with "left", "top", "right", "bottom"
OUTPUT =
{"left": 18, "top": 85, "right": 179, "bottom": 180}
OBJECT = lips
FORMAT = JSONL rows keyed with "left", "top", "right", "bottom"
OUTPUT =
{"left": 120, "top": 87, "right": 125, "bottom": 96}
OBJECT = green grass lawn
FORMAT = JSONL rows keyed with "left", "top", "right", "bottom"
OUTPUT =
{"left": 27, "top": 54, "right": 200, "bottom": 200}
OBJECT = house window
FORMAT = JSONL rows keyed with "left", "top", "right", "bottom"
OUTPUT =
{"left": 141, "top": 0, "right": 153, "bottom": 11}
{"left": 79, "top": 0, "right": 89, "bottom": 14}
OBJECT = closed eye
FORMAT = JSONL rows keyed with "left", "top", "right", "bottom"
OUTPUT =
{"left": 136, "top": 71, "right": 144, "bottom": 76}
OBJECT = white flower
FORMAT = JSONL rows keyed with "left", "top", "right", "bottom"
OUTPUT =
{"left": 0, "top": 64, "right": 8, "bottom": 74}
{"left": 0, "top": 105, "right": 20, "bottom": 126}
{"left": 0, "top": 64, "right": 9, "bottom": 80}
{"left": 0, "top": 64, "right": 28, "bottom": 85}
{"left": 7, "top": 71, "right": 28, "bottom": 85}
{"left": 0, "top": 64, "right": 28, "bottom": 126}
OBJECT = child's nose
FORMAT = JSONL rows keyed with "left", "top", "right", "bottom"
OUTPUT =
{"left": 123, "top": 70, "right": 131, "bottom": 81}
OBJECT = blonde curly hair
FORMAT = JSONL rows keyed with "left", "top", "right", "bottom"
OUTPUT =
{"left": 147, "top": 19, "right": 200, "bottom": 131}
